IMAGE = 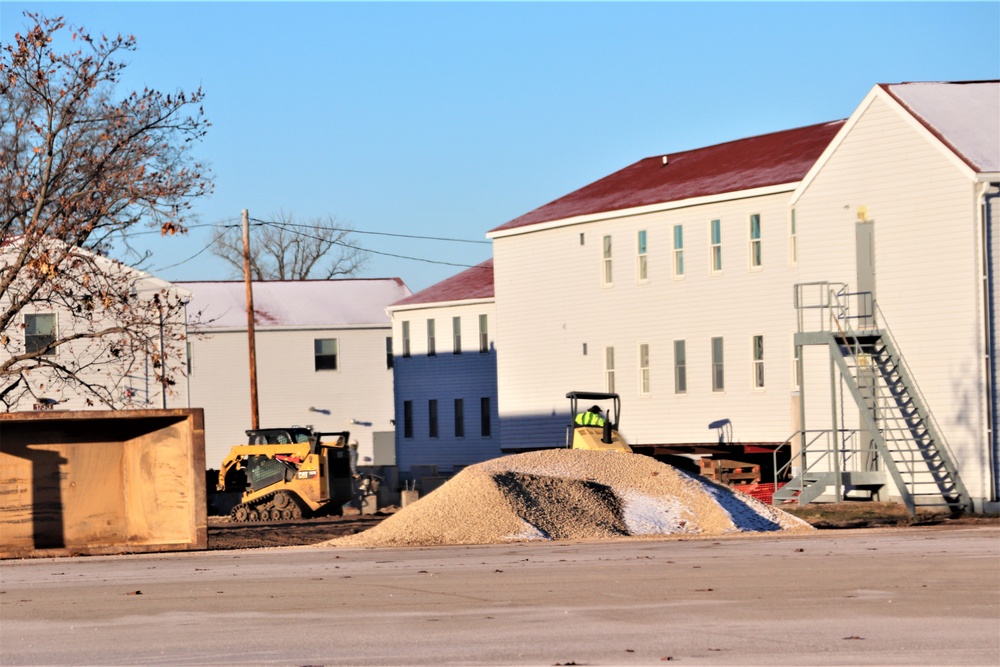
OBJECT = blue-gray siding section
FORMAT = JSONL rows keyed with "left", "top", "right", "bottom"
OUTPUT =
{"left": 393, "top": 349, "right": 500, "bottom": 472}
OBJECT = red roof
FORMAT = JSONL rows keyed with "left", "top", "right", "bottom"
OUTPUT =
{"left": 490, "top": 120, "right": 845, "bottom": 234}
{"left": 390, "top": 259, "right": 494, "bottom": 308}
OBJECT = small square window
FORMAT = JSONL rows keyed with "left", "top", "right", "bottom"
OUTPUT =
{"left": 314, "top": 338, "right": 338, "bottom": 371}
{"left": 25, "top": 313, "right": 56, "bottom": 356}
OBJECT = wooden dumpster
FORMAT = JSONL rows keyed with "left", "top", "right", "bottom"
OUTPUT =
{"left": 1, "top": 409, "right": 206, "bottom": 559}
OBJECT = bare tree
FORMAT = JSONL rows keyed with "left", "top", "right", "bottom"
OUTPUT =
{"left": 209, "top": 211, "right": 369, "bottom": 280}
{"left": 0, "top": 13, "right": 212, "bottom": 410}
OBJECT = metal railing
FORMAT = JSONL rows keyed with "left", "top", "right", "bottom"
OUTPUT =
{"left": 794, "top": 282, "right": 875, "bottom": 334}
{"left": 771, "top": 429, "right": 868, "bottom": 496}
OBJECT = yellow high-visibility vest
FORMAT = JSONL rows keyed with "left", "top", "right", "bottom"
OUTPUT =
{"left": 575, "top": 411, "right": 605, "bottom": 427}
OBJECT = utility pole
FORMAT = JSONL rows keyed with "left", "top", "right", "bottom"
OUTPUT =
{"left": 242, "top": 209, "right": 260, "bottom": 429}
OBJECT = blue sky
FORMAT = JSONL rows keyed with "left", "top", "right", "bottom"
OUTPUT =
{"left": 3, "top": 2, "right": 999, "bottom": 293}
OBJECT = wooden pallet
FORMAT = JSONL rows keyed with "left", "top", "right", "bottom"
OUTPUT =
{"left": 699, "top": 458, "right": 761, "bottom": 485}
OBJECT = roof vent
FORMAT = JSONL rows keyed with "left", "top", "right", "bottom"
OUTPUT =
{"left": 661, "top": 155, "right": 669, "bottom": 166}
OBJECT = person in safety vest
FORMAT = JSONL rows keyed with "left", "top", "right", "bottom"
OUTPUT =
{"left": 575, "top": 405, "right": 606, "bottom": 427}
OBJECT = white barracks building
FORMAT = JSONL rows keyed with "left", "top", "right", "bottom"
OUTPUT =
{"left": 485, "top": 81, "right": 999, "bottom": 514}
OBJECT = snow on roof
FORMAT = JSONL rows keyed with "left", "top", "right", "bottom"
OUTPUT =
{"left": 490, "top": 120, "right": 845, "bottom": 234}
{"left": 179, "top": 278, "right": 411, "bottom": 329}
{"left": 881, "top": 81, "right": 1000, "bottom": 173}
{"left": 389, "top": 259, "right": 494, "bottom": 309}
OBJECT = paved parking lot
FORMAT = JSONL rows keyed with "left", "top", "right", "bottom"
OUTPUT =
{"left": 2, "top": 526, "right": 998, "bottom": 666}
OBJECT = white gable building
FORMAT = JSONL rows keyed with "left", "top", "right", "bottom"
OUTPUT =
{"left": 0, "top": 238, "right": 190, "bottom": 412}
{"left": 178, "top": 279, "right": 411, "bottom": 469}
{"left": 486, "top": 81, "right": 999, "bottom": 513}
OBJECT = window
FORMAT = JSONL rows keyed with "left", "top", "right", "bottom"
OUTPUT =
{"left": 479, "top": 314, "right": 489, "bottom": 353}
{"left": 637, "top": 230, "right": 648, "bottom": 282}
{"left": 752, "top": 335, "right": 765, "bottom": 389}
{"left": 402, "top": 321, "right": 411, "bottom": 358}
{"left": 639, "top": 343, "right": 651, "bottom": 396}
{"left": 750, "top": 214, "right": 762, "bottom": 269}
{"left": 674, "top": 340, "right": 687, "bottom": 394}
{"left": 672, "top": 225, "right": 684, "bottom": 277}
{"left": 480, "top": 397, "right": 492, "bottom": 437}
{"left": 710, "top": 219, "right": 722, "bottom": 273}
{"left": 24, "top": 313, "right": 56, "bottom": 356}
{"left": 403, "top": 401, "right": 413, "bottom": 438}
{"left": 452, "top": 316, "right": 462, "bottom": 355}
{"left": 427, "top": 319, "right": 436, "bottom": 356}
{"left": 605, "top": 346, "right": 616, "bottom": 393}
{"left": 314, "top": 338, "right": 338, "bottom": 371}
{"left": 454, "top": 398, "right": 465, "bottom": 438}
{"left": 712, "top": 337, "right": 725, "bottom": 392}
{"left": 602, "top": 235, "right": 613, "bottom": 285}
{"left": 186, "top": 341, "right": 193, "bottom": 376}
{"left": 428, "top": 400, "right": 438, "bottom": 438}
{"left": 789, "top": 209, "right": 797, "bottom": 266}
{"left": 792, "top": 340, "right": 801, "bottom": 391}
{"left": 386, "top": 336, "right": 393, "bottom": 369}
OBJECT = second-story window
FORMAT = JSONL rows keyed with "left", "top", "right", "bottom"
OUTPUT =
{"left": 452, "top": 316, "right": 462, "bottom": 355}
{"left": 750, "top": 214, "right": 762, "bottom": 269}
{"left": 24, "top": 313, "right": 56, "bottom": 356}
{"left": 479, "top": 314, "right": 489, "bottom": 353}
{"left": 602, "top": 235, "right": 613, "bottom": 285}
{"left": 402, "top": 321, "right": 411, "bottom": 358}
{"left": 672, "top": 225, "right": 684, "bottom": 277}
{"left": 427, "top": 319, "right": 436, "bottom": 357}
{"left": 789, "top": 209, "right": 798, "bottom": 266}
{"left": 314, "top": 338, "right": 338, "bottom": 371}
{"left": 637, "top": 230, "right": 648, "bottom": 282}
{"left": 710, "top": 219, "right": 722, "bottom": 273}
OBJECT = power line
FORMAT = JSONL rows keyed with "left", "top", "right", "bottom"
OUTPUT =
{"left": 153, "top": 238, "right": 217, "bottom": 271}
{"left": 251, "top": 217, "right": 490, "bottom": 245}
{"left": 264, "top": 221, "right": 486, "bottom": 269}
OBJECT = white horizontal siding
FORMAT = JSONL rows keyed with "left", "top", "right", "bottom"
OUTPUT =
{"left": 796, "top": 94, "right": 988, "bottom": 500}
{"left": 494, "top": 191, "right": 804, "bottom": 451}
{"left": 188, "top": 326, "right": 394, "bottom": 470}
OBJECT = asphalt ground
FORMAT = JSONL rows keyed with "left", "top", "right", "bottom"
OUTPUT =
{"left": 1, "top": 525, "right": 998, "bottom": 666}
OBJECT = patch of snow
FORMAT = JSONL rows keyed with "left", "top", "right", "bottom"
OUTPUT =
{"left": 620, "top": 490, "right": 696, "bottom": 535}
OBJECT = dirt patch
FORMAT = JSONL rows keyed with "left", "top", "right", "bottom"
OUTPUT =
{"left": 207, "top": 511, "right": 389, "bottom": 551}
{"left": 781, "top": 501, "right": 1000, "bottom": 529}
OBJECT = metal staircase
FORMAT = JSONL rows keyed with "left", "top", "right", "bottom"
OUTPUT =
{"left": 775, "top": 283, "right": 969, "bottom": 515}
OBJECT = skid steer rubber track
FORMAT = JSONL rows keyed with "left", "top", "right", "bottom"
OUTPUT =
{"left": 230, "top": 490, "right": 308, "bottom": 522}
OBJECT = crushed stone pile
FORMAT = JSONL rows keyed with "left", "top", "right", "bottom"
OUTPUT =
{"left": 328, "top": 450, "right": 813, "bottom": 548}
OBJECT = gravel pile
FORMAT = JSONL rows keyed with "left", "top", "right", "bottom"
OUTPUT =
{"left": 328, "top": 450, "right": 812, "bottom": 548}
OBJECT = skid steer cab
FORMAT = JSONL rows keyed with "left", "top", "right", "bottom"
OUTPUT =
{"left": 566, "top": 391, "right": 632, "bottom": 453}
{"left": 217, "top": 427, "right": 381, "bottom": 522}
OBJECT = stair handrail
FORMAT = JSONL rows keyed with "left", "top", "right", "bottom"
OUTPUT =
{"left": 771, "top": 429, "right": 864, "bottom": 503}
{"left": 869, "top": 299, "right": 963, "bottom": 477}
{"left": 794, "top": 281, "right": 850, "bottom": 334}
